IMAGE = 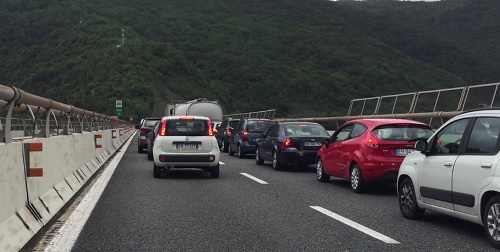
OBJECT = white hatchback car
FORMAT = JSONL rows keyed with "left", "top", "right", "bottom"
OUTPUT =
{"left": 152, "top": 115, "right": 220, "bottom": 178}
{"left": 397, "top": 108, "right": 500, "bottom": 248}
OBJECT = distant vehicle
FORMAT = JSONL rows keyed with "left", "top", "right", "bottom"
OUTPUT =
{"left": 256, "top": 122, "right": 330, "bottom": 170}
{"left": 146, "top": 121, "right": 161, "bottom": 161}
{"left": 316, "top": 118, "right": 433, "bottom": 193}
{"left": 152, "top": 115, "right": 220, "bottom": 178}
{"left": 215, "top": 118, "right": 240, "bottom": 152}
{"left": 136, "top": 118, "right": 161, "bottom": 153}
{"left": 169, "top": 98, "right": 223, "bottom": 127}
{"left": 228, "top": 118, "right": 275, "bottom": 158}
{"left": 397, "top": 108, "right": 500, "bottom": 248}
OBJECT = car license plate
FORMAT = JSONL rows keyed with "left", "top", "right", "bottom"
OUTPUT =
{"left": 395, "top": 149, "right": 414, "bottom": 156}
{"left": 176, "top": 143, "right": 198, "bottom": 149}
{"left": 304, "top": 142, "right": 322, "bottom": 146}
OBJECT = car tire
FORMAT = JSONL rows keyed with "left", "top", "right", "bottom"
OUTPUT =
{"left": 255, "top": 148, "right": 264, "bottom": 165}
{"left": 228, "top": 144, "right": 235, "bottom": 156}
{"left": 153, "top": 163, "right": 162, "bottom": 178}
{"left": 210, "top": 164, "right": 220, "bottom": 178}
{"left": 350, "top": 164, "right": 365, "bottom": 193}
{"left": 483, "top": 195, "right": 500, "bottom": 248}
{"left": 272, "top": 151, "right": 282, "bottom": 171}
{"left": 237, "top": 145, "right": 244, "bottom": 159}
{"left": 398, "top": 178, "right": 425, "bottom": 219}
{"left": 147, "top": 151, "right": 153, "bottom": 161}
{"left": 316, "top": 159, "right": 330, "bottom": 182}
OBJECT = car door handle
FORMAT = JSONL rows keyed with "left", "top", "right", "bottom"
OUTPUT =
{"left": 444, "top": 161, "right": 454, "bottom": 167}
{"left": 481, "top": 162, "right": 493, "bottom": 169}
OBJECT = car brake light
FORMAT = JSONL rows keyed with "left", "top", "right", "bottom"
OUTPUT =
{"left": 365, "top": 132, "right": 379, "bottom": 148}
{"left": 282, "top": 138, "right": 294, "bottom": 148}
{"left": 226, "top": 129, "right": 232, "bottom": 135}
{"left": 243, "top": 131, "right": 248, "bottom": 141}
{"left": 213, "top": 128, "right": 218, "bottom": 133}
{"left": 437, "top": 139, "right": 441, "bottom": 145}
{"left": 181, "top": 117, "right": 194, "bottom": 120}
{"left": 208, "top": 120, "right": 213, "bottom": 136}
{"left": 159, "top": 120, "right": 167, "bottom": 136}
{"left": 140, "top": 128, "right": 148, "bottom": 134}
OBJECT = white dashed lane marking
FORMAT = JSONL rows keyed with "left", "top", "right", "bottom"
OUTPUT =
{"left": 310, "top": 206, "right": 400, "bottom": 244}
{"left": 240, "top": 173, "right": 269, "bottom": 184}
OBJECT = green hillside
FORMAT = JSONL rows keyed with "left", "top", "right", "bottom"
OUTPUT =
{"left": 0, "top": 0, "right": 498, "bottom": 120}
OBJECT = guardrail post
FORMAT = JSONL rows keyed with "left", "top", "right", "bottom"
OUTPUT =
{"left": 1, "top": 101, "right": 15, "bottom": 143}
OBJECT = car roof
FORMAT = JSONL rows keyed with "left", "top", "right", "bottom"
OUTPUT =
{"left": 279, "top": 122, "right": 319, "bottom": 125}
{"left": 347, "top": 118, "right": 429, "bottom": 128}
{"left": 162, "top": 115, "right": 210, "bottom": 120}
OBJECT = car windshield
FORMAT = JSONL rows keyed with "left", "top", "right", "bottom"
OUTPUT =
{"left": 284, "top": 124, "right": 329, "bottom": 137}
{"left": 228, "top": 120, "right": 239, "bottom": 128}
{"left": 372, "top": 124, "right": 433, "bottom": 141}
{"left": 166, "top": 119, "right": 210, "bottom": 136}
{"left": 246, "top": 120, "right": 274, "bottom": 133}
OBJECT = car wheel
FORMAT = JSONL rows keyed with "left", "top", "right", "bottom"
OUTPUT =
{"left": 153, "top": 163, "right": 162, "bottom": 178}
{"left": 210, "top": 164, "right": 220, "bottom": 178}
{"left": 316, "top": 159, "right": 330, "bottom": 182}
{"left": 147, "top": 151, "right": 153, "bottom": 161}
{"left": 138, "top": 146, "right": 143, "bottom": 153}
{"left": 237, "top": 145, "right": 244, "bottom": 159}
{"left": 483, "top": 195, "right": 500, "bottom": 248}
{"left": 350, "top": 164, "right": 365, "bottom": 193}
{"left": 398, "top": 178, "right": 425, "bottom": 219}
{"left": 255, "top": 148, "right": 264, "bottom": 165}
{"left": 228, "top": 144, "right": 234, "bottom": 156}
{"left": 272, "top": 151, "right": 282, "bottom": 171}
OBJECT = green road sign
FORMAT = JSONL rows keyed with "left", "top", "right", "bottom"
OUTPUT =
{"left": 116, "top": 107, "right": 123, "bottom": 117}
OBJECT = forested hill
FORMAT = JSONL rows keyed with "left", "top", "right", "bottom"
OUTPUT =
{"left": 0, "top": 0, "right": 499, "bottom": 120}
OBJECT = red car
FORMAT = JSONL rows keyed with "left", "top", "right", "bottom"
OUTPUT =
{"left": 316, "top": 119, "right": 433, "bottom": 193}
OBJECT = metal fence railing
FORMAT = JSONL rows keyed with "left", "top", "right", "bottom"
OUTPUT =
{"left": 223, "top": 109, "right": 276, "bottom": 120}
{"left": 0, "top": 84, "right": 133, "bottom": 143}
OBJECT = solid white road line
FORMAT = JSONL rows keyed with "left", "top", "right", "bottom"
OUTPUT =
{"left": 44, "top": 133, "right": 136, "bottom": 252}
{"left": 240, "top": 172, "right": 269, "bottom": 184}
{"left": 310, "top": 206, "right": 400, "bottom": 244}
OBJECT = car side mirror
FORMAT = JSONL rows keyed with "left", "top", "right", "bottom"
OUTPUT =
{"left": 322, "top": 138, "right": 330, "bottom": 146}
{"left": 415, "top": 140, "right": 428, "bottom": 153}
{"left": 135, "top": 124, "right": 140, "bottom": 129}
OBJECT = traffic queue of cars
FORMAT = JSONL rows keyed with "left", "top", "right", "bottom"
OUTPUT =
{"left": 137, "top": 108, "right": 500, "bottom": 248}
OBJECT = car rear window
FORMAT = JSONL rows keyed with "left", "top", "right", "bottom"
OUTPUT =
{"left": 229, "top": 120, "right": 239, "bottom": 128}
{"left": 143, "top": 119, "right": 160, "bottom": 127}
{"left": 246, "top": 120, "right": 274, "bottom": 133}
{"left": 372, "top": 124, "right": 433, "bottom": 141}
{"left": 284, "top": 124, "right": 329, "bottom": 137}
{"left": 165, "top": 119, "right": 210, "bottom": 136}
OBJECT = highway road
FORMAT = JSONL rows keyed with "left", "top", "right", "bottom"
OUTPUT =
{"left": 36, "top": 136, "right": 495, "bottom": 251}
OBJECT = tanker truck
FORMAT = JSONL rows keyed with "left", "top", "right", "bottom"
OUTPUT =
{"left": 169, "top": 98, "right": 223, "bottom": 129}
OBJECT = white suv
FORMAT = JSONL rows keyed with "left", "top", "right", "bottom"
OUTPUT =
{"left": 397, "top": 108, "right": 500, "bottom": 248}
{"left": 152, "top": 115, "right": 220, "bottom": 178}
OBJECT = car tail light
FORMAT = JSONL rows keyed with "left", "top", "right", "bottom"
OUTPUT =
{"left": 181, "top": 117, "right": 194, "bottom": 120}
{"left": 159, "top": 120, "right": 167, "bottom": 136}
{"left": 282, "top": 138, "right": 294, "bottom": 148}
{"left": 226, "top": 129, "right": 232, "bottom": 135}
{"left": 208, "top": 120, "right": 214, "bottom": 136}
{"left": 213, "top": 128, "right": 218, "bottom": 133}
{"left": 140, "top": 128, "right": 148, "bottom": 134}
{"left": 365, "top": 132, "right": 379, "bottom": 148}
{"left": 243, "top": 131, "right": 248, "bottom": 141}
{"left": 159, "top": 155, "right": 167, "bottom": 162}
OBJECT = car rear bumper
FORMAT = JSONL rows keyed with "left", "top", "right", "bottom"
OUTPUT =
{"left": 279, "top": 149, "right": 318, "bottom": 165}
{"left": 240, "top": 143, "right": 257, "bottom": 154}
{"left": 154, "top": 153, "right": 220, "bottom": 168}
{"left": 361, "top": 162, "right": 401, "bottom": 182}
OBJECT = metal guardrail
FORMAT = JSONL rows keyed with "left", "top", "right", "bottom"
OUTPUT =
{"left": 0, "top": 84, "right": 133, "bottom": 143}
{"left": 274, "top": 82, "right": 500, "bottom": 129}
{"left": 223, "top": 109, "right": 276, "bottom": 120}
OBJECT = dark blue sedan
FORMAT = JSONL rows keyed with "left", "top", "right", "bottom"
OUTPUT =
{"left": 255, "top": 122, "right": 330, "bottom": 170}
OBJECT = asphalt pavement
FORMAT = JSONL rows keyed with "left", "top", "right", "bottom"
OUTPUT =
{"left": 67, "top": 137, "right": 495, "bottom": 252}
